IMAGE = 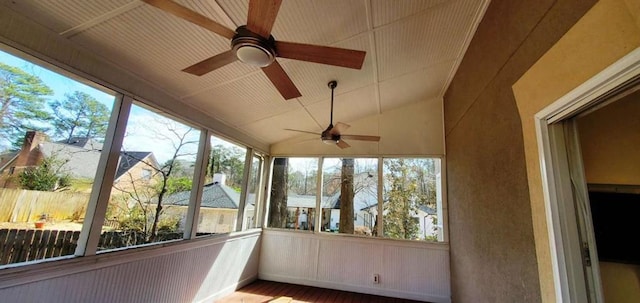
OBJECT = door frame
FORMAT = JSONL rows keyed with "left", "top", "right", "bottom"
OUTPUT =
{"left": 534, "top": 47, "right": 640, "bottom": 302}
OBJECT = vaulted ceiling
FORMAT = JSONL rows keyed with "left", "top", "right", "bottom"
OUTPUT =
{"left": 0, "top": 0, "right": 488, "bottom": 147}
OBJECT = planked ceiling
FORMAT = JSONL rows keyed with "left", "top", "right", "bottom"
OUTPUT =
{"left": 0, "top": 0, "right": 489, "bottom": 147}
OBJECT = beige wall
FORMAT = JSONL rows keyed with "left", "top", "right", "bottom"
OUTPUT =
{"left": 577, "top": 89, "right": 640, "bottom": 185}
{"left": 445, "top": 0, "right": 606, "bottom": 301}
{"left": 513, "top": 0, "right": 640, "bottom": 302}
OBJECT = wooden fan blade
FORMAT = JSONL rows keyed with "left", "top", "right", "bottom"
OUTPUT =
{"left": 284, "top": 129, "right": 321, "bottom": 136}
{"left": 247, "top": 0, "right": 282, "bottom": 38}
{"left": 142, "top": 0, "right": 235, "bottom": 39}
{"left": 182, "top": 50, "right": 237, "bottom": 76}
{"left": 330, "top": 122, "right": 351, "bottom": 135}
{"left": 336, "top": 140, "right": 351, "bottom": 149}
{"left": 340, "top": 134, "right": 380, "bottom": 142}
{"left": 262, "top": 61, "right": 302, "bottom": 100}
{"left": 276, "top": 41, "right": 366, "bottom": 69}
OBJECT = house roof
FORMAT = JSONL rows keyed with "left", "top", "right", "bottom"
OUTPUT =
{"left": 56, "top": 137, "right": 104, "bottom": 150}
{"left": 115, "top": 152, "right": 154, "bottom": 180}
{"left": 40, "top": 141, "right": 102, "bottom": 179}
{"left": 0, "top": 151, "right": 19, "bottom": 172}
{"left": 164, "top": 182, "right": 255, "bottom": 210}
{"left": 37, "top": 139, "right": 155, "bottom": 180}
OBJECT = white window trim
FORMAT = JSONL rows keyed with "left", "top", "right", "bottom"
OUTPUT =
{"left": 265, "top": 155, "right": 447, "bottom": 243}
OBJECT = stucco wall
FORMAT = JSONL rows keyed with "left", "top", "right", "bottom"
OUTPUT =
{"left": 513, "top": 0, "right": 640, "bottom": 302}
{"left": 444, "top": 0, "right": 597, "bottom": 302}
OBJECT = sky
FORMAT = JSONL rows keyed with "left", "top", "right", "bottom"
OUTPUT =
{"left": 0, "top": 49, "right": 203, "bottom": 163}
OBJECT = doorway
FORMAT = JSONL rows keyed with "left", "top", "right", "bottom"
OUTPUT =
{"left": 536, "top": 48, "right": 640, "bottom": 302}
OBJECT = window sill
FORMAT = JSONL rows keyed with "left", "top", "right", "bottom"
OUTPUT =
{"left": 262, "top": 228, "right": 448, "bottom": 250}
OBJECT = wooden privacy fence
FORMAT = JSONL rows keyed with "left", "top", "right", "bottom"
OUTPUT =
{"left": 0, "top": 229, "right": 184, "bottom": 265}
{"left": 0, "top": 188, "right": 89, "bottom": 222}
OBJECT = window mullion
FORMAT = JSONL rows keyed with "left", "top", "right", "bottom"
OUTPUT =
{"left": 184, "top": 130, "right": 210, "bottom": 239}
{"left": 235, "top": 147, "right": 253, "bottom": 231}
{"left": 377, "top": 156, "right": 384, "bottom": 237}
{"left": 76, "top": 94, "right": 131, "bottom": 256}
{"left": 314, "top": 157, "right": 324, "bottom": 233}
{"left": 259, "top": 156, "right": 273, "bottom": 228}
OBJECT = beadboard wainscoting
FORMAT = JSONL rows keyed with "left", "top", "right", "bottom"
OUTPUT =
{"left": 259, "top": 229, "right": 450, "bottom": 303}
{"left": 0, "top": 230, "right": 261, "bottom": 303}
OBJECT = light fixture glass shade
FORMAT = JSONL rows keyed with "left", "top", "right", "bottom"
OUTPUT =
{"left": 236, "top": 45, "right": 273, "bottom": 67}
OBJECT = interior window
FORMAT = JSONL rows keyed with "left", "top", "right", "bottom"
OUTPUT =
{"left": 321, "top": 158, "right": 378, "bottom": 236}
{"left": 382, "top": 158, "right": 442, "bottom": 241}
{"left": 101, "top": 102, "right": 200, "bottom": 250}
{"left": 0, "top": 49, "right": 116, "bottom": 265}
{"left": 242, "top": 154, "right": 263, "bottom": 230}
{"left": 195, "top": 135, "right": 247, "bottom": 235}
{"left": 267, "top": 157, "right": 318, "bottom": 231}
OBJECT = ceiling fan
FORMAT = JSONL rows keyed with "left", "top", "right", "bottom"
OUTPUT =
{"left": 141, "top": 0, "right": 367, "bottom": 100}
{"left": 285, "top": 80, "right": 380, "bottom": 149}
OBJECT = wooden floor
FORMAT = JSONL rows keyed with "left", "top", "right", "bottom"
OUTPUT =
{"left": 215, "top": 280, "right": 428, "bottom": 303}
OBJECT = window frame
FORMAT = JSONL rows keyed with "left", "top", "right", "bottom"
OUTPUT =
{"left": 264, "top": 155, "right": 448, "bottom": 243}
{"left": 0, "top": 45, "right": 267, "bottom": 269}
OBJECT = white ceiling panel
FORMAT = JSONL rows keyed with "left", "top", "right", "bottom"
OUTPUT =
{"left": 379, "top": 60, "right": 454, "bottom": 111}
{"left": 218, "top": 0, "right": 368, "bottom": 44}
{"left": 306, "top": 85, "right": 379, "bottom": 127}
{"left": 371, "top": 0, "right": 448, "bottom": 28}
{"left": 0, "top": 0, "right": 133, "bottom": 33}
{"left": 184, "top": 71, "right": 299, "bottom": 126}
{"left": 0, "top": 0, "right": 489, "bottom": 148}
{"left": 238, "top": 108, "right": 320, "bottom": 144}
{"left": 375, "top": 0, "right": 483, "bottom": 81}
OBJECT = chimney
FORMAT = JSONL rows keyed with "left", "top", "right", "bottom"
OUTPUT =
{"left": 14, "top": 131, "right": 46, "bottom": 168}
{"left": 213, "top": 173, "right": 226, "bottom": 185}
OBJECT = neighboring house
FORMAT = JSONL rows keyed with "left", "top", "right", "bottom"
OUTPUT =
{"left": 360, "top": 203, "right": 438, "bottom": 240}
{"left": 0, "top": 131, "right": 158, "bottom": 192}
{"left": 281, "top": 189, "right": 378, "bottom": 233}
{"left": 162, "top": 174, "right": 255, "bottom": 234}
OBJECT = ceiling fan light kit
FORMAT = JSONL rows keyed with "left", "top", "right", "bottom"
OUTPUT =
{"left": 142, "top": 0, "right": 367, "bottom": 100}
{"left": 231, "top": 26, "right": 276, "bottom": 67}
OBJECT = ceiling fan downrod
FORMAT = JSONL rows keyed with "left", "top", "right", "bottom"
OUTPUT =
{"left": 328, "top": 80, "right": 337, "bottom": 127}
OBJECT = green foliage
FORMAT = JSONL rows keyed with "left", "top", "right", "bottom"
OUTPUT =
{"left": 157, "top": 215, "right": 180, "bottom": 233}
{"left": 117, "top": 205, "right": 148, "bottom": 232}
{"left": 383, "top": 158, "right": 436, "bottom": 240}
{"left": 0, "top": 63, "right": 53, "bottom": 150}
{"left": 49, "top": 91, "right": 110, "bottom": 142}
{"left": 18, "top": 156, "right": 71, "bottom": 191}
{"left": 163, "top": 176, "right": 192, "bottom": 195}
{"left": 208, "top": 144, "right": 245, "bottom": 187}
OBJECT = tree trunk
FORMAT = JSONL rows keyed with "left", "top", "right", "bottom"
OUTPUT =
{"left": 339, "top": 158, "right": 354, "bottom": 234}
{"left": 269, "top": 158, "right": 288, "bottom": 228}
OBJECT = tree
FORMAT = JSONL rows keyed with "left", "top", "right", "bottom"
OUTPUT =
{"left": 163, "top": 176, "right": 192, "bottom": 195}
{"left": 49, "top": 91, "right": 110, "bottom": 143}
{"left": 18, "top": 155, "right": 71, "bottom": 191}
{"left": 268, "top": 158, "right": 288, "bottom": 228}
{"left": 338, "top": 158, "right": 355, "bottom": 234}
{"left": 112, "top": 121, "right": 198, "bottom": 243}
{"left": 0, "top": 63, "right": 53, "bottom": 150}
{"left": 208, "top": 144, "right": 245, "bottom": 189}
{"left": 383, "top": 159, "right": 421, "bottom": 240}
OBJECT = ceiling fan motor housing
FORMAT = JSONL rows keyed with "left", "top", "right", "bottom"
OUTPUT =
{"left": 231, "top": 25, "right": 276, "bottom": 67}
{"left": 321, "top": 127, "right": 340, "bottom": 144}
